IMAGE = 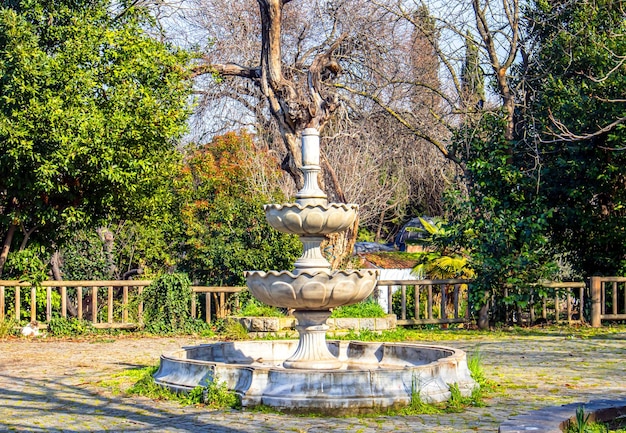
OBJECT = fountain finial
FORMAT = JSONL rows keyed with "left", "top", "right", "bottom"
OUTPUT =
{"left": 296, "top": 128, "right": 327, "bottom": 206}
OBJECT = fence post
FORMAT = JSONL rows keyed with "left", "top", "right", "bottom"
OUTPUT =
{"left": 15, "top": 287, "right": 20, "bottom": 321}
{"left": 92, "top": 287, "right": 98, "bottom": 324}
{"left": 61, "top": 286, "right": 67, "bottom": 318}
{"left": 46, "top": 286, "right": 52, "bottom": 322}
{"left": 205, "top": 292, "right": 211, "bottom": 324}
{"left": 30, "top": 286, "right": 36, "bottom": 323}
{"left": 590, "top": 277, "right": 602, "bottom": 327}
{"left": 108, "top": 286, "right": 113, "bottom": 324}
{"left": 77, "top": 287, "right": 83, "bottom": 320}
{"left": 0, "top": 286, "right": 4, "bottom": 322}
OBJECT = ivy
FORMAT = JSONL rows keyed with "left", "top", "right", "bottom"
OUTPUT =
{"left": 139, "top": 273, "right": 208, "bottom": 334}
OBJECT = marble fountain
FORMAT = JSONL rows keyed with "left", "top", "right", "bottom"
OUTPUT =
{"left": 154, "top": 128, "right": 477, "bottom": 414}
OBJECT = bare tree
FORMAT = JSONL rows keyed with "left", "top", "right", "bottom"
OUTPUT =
{"left": 160, "top": 0, "right": 525, "bottom": 261}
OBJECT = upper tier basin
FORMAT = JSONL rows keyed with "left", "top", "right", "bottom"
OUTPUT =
{"left": 245, "top": 269, "right": 378, "bottom": 310}
{"left": 264, "top": 203, "right": 358, "bottom": 236}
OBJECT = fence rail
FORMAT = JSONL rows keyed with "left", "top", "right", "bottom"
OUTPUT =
{"left": 377, "top": 279, "right": 471, "bottom": 326}
{"left": 1, "top": 277, "right": 623, "bottom": 329}
{"left": 532, "top": 282, "right": 587, "bottom": 325}
{"left": 0, "top": 280, "right": 245, "bottom": 328}
{"left": 590, "top": 276, "right": 626, "bottom": 327}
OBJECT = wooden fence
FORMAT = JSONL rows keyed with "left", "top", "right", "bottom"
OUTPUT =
{"left": 508, "top": 282, "right": 587, "bottom": 325}
{"left": 1, "top": 277, "right": 623, "bottom": 329}
{"left": 378, "top": 279, "right": 597, "bottom": 327}
{"left": 0, "top": 280, "right": 244, "bottom": 328}
{"left": 590, "top": 276, "right": 626, "bottom": 327}
{"left": 377, "top": 279, "right": 471, "bottom": 326}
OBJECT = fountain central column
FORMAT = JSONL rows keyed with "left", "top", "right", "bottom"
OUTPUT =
{"left": 245, "top": 128, "right": 378, "bottom": 370}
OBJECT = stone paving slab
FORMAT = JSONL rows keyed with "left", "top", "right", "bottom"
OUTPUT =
{"left": 1, "top": 331, "right": 625, "bottom": 432}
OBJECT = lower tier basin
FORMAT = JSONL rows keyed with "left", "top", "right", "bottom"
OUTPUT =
{"left": 154, "top": 340, "right": 477, "bottom": 414}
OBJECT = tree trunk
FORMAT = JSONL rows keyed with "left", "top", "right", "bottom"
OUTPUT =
{"left": 0, "top": 224, "right": 16, "bottom": 277}
{"left": 323, "top": 215, "right": 359, "bottom": 270}
{"left": 50, "top": 250, "right": 79, "bottom": 317}
{"left": 50, "top": 251, "right": 63, "bottom": 280}
{"left": 478, "top": 301, "right": 490, "bottom": 330}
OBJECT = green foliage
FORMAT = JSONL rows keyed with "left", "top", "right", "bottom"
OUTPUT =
{"left": 565, "top": 406, "right": 626, "bottom": 433}
{"left": 125, "top": 366, "right": 175, "bottom": 400}
{"left": 393, "top": 377, "right": 484, "bottom": 416}
{"left": 177, "top": 131, "right": 300, "bottom": 286}
{"left": 402, "top": 384, "right": 443, "bottom": 415}
{"left": 467, "top": 351, "right": 488, "bottom": 390}
{"left": 202, "top": 377, "right": 242, "bottom": 409}
{"left": 569, "top": 406, "right": 591, "bottom": 433}
{"left": 449, "top": 112, "right": 558, "bottom": 324}
{"left": 336, "top": 328, "right": 411, "bottom": 342}
{"left": 5, "top": 245, "right": 49, "bottom": 285}
{"left": 216, "top": 319, "right": 249, "bottom": 340}
{"left": 407, "top": 217, "right": 474, "bottom": 280}
{"left": 60, "top": 230, "right": 113, "bottom": 280}
{"left": 0, "top": 0, "right": 192, "bottom": 258}
{"left": 60, "top": 222, "right": 179, "bottom": 281}
{"left": 331, "top": 299, "right": 386, "bottom": 318}
{"left": 527, "top": 0, "right": 626, "bottom": 276}
{"left": 0, "top": 319, "right": 18, "bottom": 338}
{"left": 3, "top": 245, "right": 61, "bottom": 320}
{"left": 236, "top": 298, "right": 284, "bottom": 318}
{"left": 48, "top": 317, "right": 94, "bottom": 337}
{"left": 125, "top": 366, "right": 240, "bottom": 409}
{"left": 139, "top": 273, "right": 210, "bottom": 334}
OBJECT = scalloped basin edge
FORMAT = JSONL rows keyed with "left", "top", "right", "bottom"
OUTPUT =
{"left": 244, "top": 269, "right": 379, "bottom": 310}
{"left": 264, "top": 203, "right": 359, "bottom": 235}
{"left": 154, "top": 340, "right": 478, "bottom": 415}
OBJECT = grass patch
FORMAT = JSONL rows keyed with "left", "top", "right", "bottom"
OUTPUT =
{"left": 99, "top": 365, "right": 240, "bottom": 409}
{"left": 330, "top": 300, "right": 386, "bottom": 318}
{"left": 235, "top": 298, "right": 285, "bottom": 318}
{"left": 0, "top": 319, "right": 18, "bottom": 338}
{"left": 216, "top": 319, "right": 249, "bottom": 340}
{"left": 565, "top": 406, "right": 626, "bottom": 433}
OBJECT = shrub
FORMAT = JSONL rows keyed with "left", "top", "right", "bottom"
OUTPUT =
{"left": 331, "top": 299, "right": 386, "bottom": 318}
{"left": 48, "top": 317, "right": 95, "bottom": 337}
{"left": 140, "top": 273, "right": 210, "bottom": 334}
{"left": 0, "top": 319, "right": 18, "bottom": 338}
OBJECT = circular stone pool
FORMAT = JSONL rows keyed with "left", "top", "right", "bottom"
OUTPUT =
{"left": 154, "top": 340, "right": 477, "bottom": 414}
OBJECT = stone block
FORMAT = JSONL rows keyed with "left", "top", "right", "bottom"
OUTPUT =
{"left": 335, "top": 318, "right": 359, "bottom": 330}
{"left": 250, "top": 317, "right": 265, "bottom": 331}
{"left": 359, "top": 318, "right": 375, "bottom": 330}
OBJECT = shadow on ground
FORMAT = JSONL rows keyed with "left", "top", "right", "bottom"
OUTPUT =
{"left": 0, "top": 373, "right": 246, "bottom": 433}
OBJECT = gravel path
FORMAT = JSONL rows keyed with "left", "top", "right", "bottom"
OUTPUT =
{"left": 1, "top": 331, "right": 625, "bottom": 432}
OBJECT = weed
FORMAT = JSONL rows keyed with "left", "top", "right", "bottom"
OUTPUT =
{"left": 119, "top": 365, "right": 240, "bottom": 409}
{"left": 218, "top": 319, "right": 249, "bottom": 340}
{"left": 125, "top": 366, "right": 176, "bottom": 400}
{"left": 447, "top": 383, "right": 465, "bottom": 412}
{"left": 0, "top": 319, "right": 18, "bottom": 338}
{"left": 569, "top": 406, "right": 591, "bottom": 433}
{"left": 402, "top": 387, "right": 442, "bottom": 415}
{"left": 203, "top": 378, "right": 241, "bottom": 409}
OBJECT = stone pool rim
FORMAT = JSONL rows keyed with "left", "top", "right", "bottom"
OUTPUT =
{"left": 153, "top": 339, "right": 478, "bottom": 415}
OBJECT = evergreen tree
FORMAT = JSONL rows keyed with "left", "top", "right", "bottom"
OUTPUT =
{"left": 527, "top": 0, "right": 626, "bottom": 275}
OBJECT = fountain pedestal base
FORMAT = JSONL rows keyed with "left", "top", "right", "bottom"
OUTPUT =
{"left": 283, "top": 310, "right": 341, "bottom": 370}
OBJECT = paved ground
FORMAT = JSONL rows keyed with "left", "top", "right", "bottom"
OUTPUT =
{"left": 1, "top": 329, "right": 625, "bottom": 432}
